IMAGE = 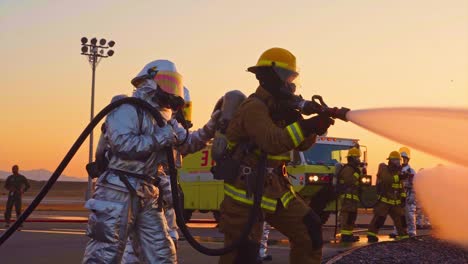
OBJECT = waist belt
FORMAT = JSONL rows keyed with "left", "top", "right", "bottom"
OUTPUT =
{"left": 109, "top": 168, "right": 164, "bottom": 210}
{"left": 240, "top": 164, "right": 287, "bottom": 176}
{"left": 108, "top": 168, "right": 160, "bottom": 186}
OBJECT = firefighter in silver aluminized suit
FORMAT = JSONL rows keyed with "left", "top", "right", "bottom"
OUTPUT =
{"left": 389, "top": 150, "right": 417, "bottom": 238}
{"left": 122, "top": 87, "right": 193, "bottom": 264}
{"left": 82, "top": 60, "right": 218, "bottom": 264}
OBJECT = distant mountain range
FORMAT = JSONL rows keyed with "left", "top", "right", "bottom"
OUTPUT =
{"left": 0, "top": 169, "right": 86, "bottom": 182}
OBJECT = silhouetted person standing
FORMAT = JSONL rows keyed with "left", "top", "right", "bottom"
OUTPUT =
{"left": 4, "top": 165, "right": 30, "bottom": 227}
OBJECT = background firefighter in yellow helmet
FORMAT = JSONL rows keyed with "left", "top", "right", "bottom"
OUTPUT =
{"left": 337, "top": 147, "right": 363, "bottom": 243}
{"left": 366, "top": 151, "right": 409, "bottom": 243}
{"left": 218, "top": 47, "right": 334, "bottom": 264}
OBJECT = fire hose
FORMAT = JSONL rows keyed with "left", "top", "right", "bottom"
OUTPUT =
{"left": 0, "top": 97, "right": 265, "bottom": 257}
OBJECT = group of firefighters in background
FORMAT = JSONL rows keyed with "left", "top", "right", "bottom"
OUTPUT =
{"left": 337, "top": 147, "right": 432, "bottom": 244}
{"left": 75, "top": 47, "right": 433, "bottom": 263}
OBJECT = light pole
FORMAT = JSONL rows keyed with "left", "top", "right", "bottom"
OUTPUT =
{"left": 81, "top": 37, "right": 115, "bottom": 200}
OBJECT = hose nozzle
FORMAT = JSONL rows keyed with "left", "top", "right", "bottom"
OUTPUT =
{"left": 291, "top": 95, "right": 350, "bottom": 121}
{"left": 325, "top": 106, "right": 350, "bottom": 122}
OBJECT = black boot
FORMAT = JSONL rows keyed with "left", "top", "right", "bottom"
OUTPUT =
{"left": 367, "top": 235, "right": 379, "bottom": 243}
{"left": 341, "top": 234, "right": 359, "bottom": 243}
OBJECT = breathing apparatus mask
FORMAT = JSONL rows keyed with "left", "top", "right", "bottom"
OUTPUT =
{"left": 153, "top": 87, "right": 185, "bottom": 111}
{"left": 144, "top": 68, "right": 183, "bottom": 108}
{"left": 388, "top": 158, "right": 402, "bottom": 172}
{"left": 347, "top": 156, "right": 361, "bottom": 167}
{"left": 253, "top": 66, "right": 298, "bottom": 100}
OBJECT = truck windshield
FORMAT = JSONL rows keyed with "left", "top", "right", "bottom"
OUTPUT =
{"left": 303, "top": 144, "right": 352, "bottom": 165}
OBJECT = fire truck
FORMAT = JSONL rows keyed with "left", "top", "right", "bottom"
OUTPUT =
{"left": 178, "top": 136, "right": 371, "bottom": 222}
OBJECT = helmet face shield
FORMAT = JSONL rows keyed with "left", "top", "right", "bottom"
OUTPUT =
{"left": 273, "top": 66, "right": 299, "bottom": 95}
{"left": 273, "top": 66, "right": 298, "bottom": 83}
{"left": 154, "top": 87, "right": 185, "bottom": 111}
{"left": 153, "top": 71, "right": 184, "bottom": 99}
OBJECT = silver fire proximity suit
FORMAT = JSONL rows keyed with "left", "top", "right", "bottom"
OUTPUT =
{"left": 258, "top": 222, "right": 271, "bottom": 260}
{"left": 391, "top": 163, "right": 417, "bottom": 237}
{"left": 402, "top": 164, "right": 417, "bottom": 236}
{"left": 122, "top": 169, "right": 179, "bottom": 264}
{"left": 82, "top": 78, "right": 217, "bottom": 264}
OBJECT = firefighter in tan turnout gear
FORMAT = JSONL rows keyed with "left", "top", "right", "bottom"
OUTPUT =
{"left": 338, "top": 147, "right": 362, "bottom": 243}
{"left": 367, "top": 151, "right": 409, "bottom": 243}
{"left": 217, "top": 47, "right": 334, "bottom": 264}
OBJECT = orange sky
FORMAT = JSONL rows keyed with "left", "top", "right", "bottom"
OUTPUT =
{"left": 1, "top": 0, "right": 467, "bottom": 179}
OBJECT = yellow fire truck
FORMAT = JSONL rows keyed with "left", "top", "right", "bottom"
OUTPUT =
{"left": 179, "top": 136, "right": 370, "bottom": 222}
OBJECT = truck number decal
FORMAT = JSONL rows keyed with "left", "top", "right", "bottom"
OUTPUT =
{"left": 201, "top": 150, "right": 216, "bottom": 167}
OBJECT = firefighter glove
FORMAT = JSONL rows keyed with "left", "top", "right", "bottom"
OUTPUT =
{"left": 298, "top": 115, "right": 334, "bottom": 137}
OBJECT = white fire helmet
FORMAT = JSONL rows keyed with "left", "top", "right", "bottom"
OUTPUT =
{"left": 131, "top": 60, "right": 183, "bottom": 98}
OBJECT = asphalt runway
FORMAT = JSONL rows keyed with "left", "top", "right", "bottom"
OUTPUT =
{"left": 0, "top": 208, "right": 429, "bottom": 263}
{"left": 0, "top": 221, "right": 404, "bottom": 264}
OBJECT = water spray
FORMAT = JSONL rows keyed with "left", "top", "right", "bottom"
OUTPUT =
{"left": 345, "top": 107, "right": 468, "bottom": 248}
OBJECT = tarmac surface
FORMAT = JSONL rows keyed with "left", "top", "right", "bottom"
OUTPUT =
{"left": 0, "top": 209, "right": 424, "bottom": 264}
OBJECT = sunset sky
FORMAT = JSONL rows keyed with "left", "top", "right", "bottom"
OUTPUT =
{"left": 1, "top": 0, "right": 467, "bottom": 179}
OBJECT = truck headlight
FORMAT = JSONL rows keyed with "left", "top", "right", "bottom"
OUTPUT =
{"left": 308, "top": 175, "right": 319, "bottom": 182}
{"left": 361, "top": 176, "right": 372, "bottom": 185}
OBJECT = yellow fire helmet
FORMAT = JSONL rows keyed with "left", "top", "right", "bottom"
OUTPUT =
{"left": 399, "top": 147, "right": 411, "bottom": 159}
{"left": 347, "top": 147, "right": 361, "bottom": 158}
{"left": 248, "top": 47, "right": 297, "bottom": 72}
{"left": 247, "top": 47, "right": 299, "bottom": 83}
{"left": 387, "top": 151, "right": 401, "bottom": 160}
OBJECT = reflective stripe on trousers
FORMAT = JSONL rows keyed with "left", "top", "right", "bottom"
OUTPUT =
{"left": 340, "top": 193, "right": 360, "bottom": 201}
{"left": 341, "top": 230, "right": 353, "bottom": 235}
{"left": 377, "top": 195, "right": 402, "bottom": 205}
{"left": 224, "top": 183, "right": 296, "bottom": 212}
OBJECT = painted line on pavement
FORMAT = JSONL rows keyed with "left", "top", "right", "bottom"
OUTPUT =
{"left": 0, "top": 229, "right": 85, "bottom": 235}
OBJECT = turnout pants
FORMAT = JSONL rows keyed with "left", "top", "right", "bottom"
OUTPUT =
{"left": 4, "top": 192, "right": 22, "bottom": 223}
{"left": 392, "top": 191, "right": 417, "bottom": 236}
{"left": 218, "top": 196, "right": 322, "bottom": 264}
{"left": 339, "top": 198, "right": 358, "bottom": 235}
{"left": 122, "top": 207, "right": 179, "bottom": 264}
{"left": 82, "top": 182, "right": 176, "bottom": 264}
{"left": 368, "top": 202, "right": 408, "bottom": 238}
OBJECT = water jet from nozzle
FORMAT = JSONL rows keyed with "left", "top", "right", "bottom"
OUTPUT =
{"left": 346, "top": 108, "right": 468, "bottom": 166}
{"left": 414, "top": 165, "right": 468, "bottom": 248}
{"left": 344, "top": 107, "right": 468, "bottom": 248}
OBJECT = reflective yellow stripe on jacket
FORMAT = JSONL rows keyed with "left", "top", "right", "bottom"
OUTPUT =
{"left": 224, "top": 183, "right": 277, "bottom": 212}
{"left": 280, "top": 190, "right": 296, "bottom": 208}
{"left": 340, "top": 193, "right": 360, "bottom": 201}
{"left": 353, "top": 172, "right": 360, "bottom": 186}
{"left": 254, "top": 149, "right": 291, "bottom": 161}
{"left": 228, "top": 140, "right": 291, "bottom": 161}
{"left": 286, "top": 122, "right": 304, "bottom": 147}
